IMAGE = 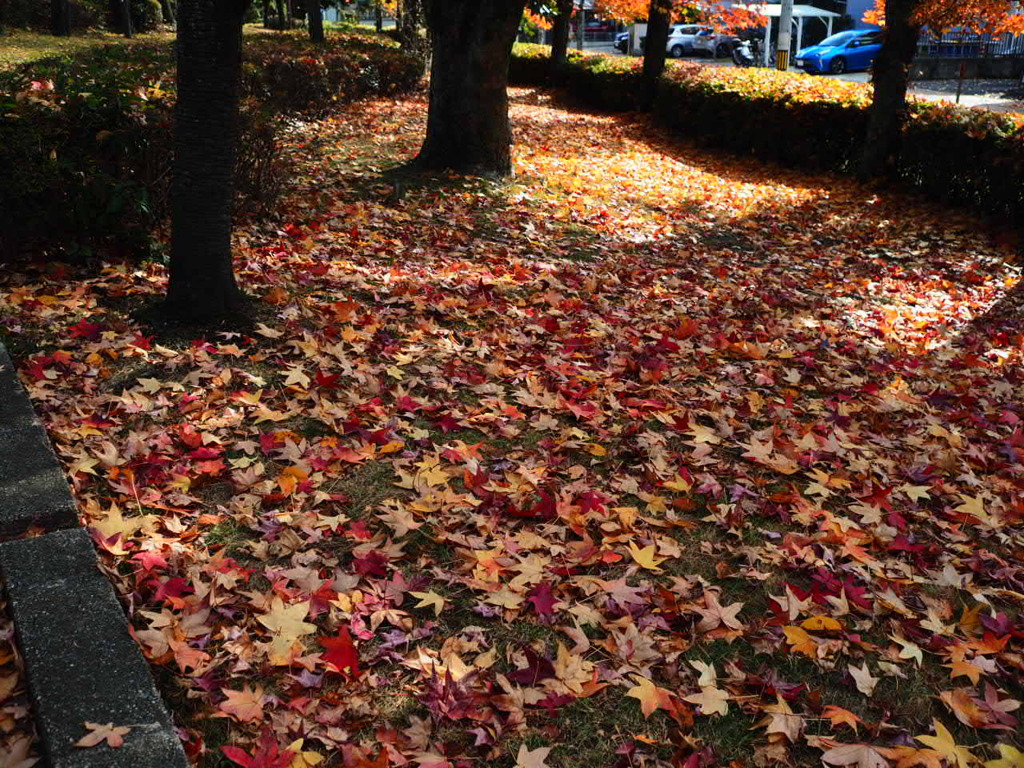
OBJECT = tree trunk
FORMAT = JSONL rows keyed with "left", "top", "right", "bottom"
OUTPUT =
{"left": 641, "top": 0, "right": 670, "bottom": 106}
{"left": 306, "top": 0, "right": 323, "bottom": 41}
{"left": 119, "top": 0, "right": 134, "bottom": 37}
{"left": 51, "top": 0, "right": 71, "bottom": 35}
{"left": 549, "top": 0, "right": 573, "bottom": 71}
{"left": 397, "top": 0, "right": 427, "bottom": 58}
{"left": 262, "top": 0, "right": 270, "bottom": 27}
{"left": 159, "top": 0, "right": 176, "bottom": 24}
{"left": 416, "top": 0, "right": 527, "bottom": 176}
{"left": 166, "top": 0, "right": 250, "bottom": 322}
{"left": 375, "top": 5, "right": 383, "bottom": 32}
{"left": 859, "top": 0, "right": 921, "bottom": 179}
{"left": 274, "top": 0, "right": 285, "bottom": 28}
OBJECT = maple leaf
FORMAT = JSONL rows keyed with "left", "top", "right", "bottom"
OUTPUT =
{"left": 222, "top": 729, "right": 295, "bottom": 768}
{"left": 915, "top": 720, "right": 976, "bottom": 768}
{"left": 625, "top": 674, "right": 675, "bottom": 717}
{"left": 822, "top": 705, "right": 861, "bottom": 734}
{"left": 848, "top": 662, "right": 879, "bottom": 697}
{"left": 627, "top": 541, "right": 667, "bottom": 571}
{"left": 784, "top": 626, "right": 820, "bottom": 659}
{"left": 258, "top": 598, "right": 316, "bottom": 665}
{"left": 683, "top": 686, "right": 729, "bottom": 716}
{"left": 410, "top": 590, "right": 447, "bottom": 617}
{"left": 74, "top": 722, "right": 131, "bottom": 749}
{"left": 821, "top": 743, "right": 890, "bottom": 768}
{"left": 515, "top": 745, "right": 552, "bottom": 768}
{"left": 218, "top": 684, "right": 265, "bottom": 723}
{"left": 985, "top": 744, "right": 1024, "bottom": 768}
{"left": 320, "top": 627, "right": 360, "bottom": 678}
{"left": 694, "top": 591, "right": 744, "bottom": 633}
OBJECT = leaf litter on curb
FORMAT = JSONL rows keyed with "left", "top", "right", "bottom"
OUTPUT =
{"left": 1, "top": 88, "right": 1023, "bottom": 767}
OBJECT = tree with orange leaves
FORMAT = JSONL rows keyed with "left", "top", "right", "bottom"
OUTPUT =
{"left": 860, "top": 0, "right": 1024, "bottom": 179}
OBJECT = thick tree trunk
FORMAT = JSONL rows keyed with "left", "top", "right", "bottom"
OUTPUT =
{"left": 166, "top": 0, "right": 250, "bottom": 322}
{"left": 549, "top": 0, "right": 573, "bottom": 71}
{"left": 306, "top": 0, "right": 323, "bottom": 42}
{"left": 859, "top": 0, "right": 921, "bottom": 179}
{"left": 641, "top": 0, "right": 670, "bottom": 106}
{"left": 416, "top": 0, "right": 527, "bottom": 176}
{"left": 51, "top": 0, "right": 71, "bottom": 35}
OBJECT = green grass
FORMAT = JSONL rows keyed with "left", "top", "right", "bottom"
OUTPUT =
{"left": 0, "top": 28, "right": 173, "bottom": 69}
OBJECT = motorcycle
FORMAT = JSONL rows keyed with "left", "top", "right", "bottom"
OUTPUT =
{"left": 731, "top": 39, "right": 757, "bottom": 67}
{"left": 731, "top": 38, "right": 772, "bottom": 68}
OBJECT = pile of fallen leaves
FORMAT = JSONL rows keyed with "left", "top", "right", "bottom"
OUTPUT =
{"left": 1, "top": 87, "right": 1023, "bottom": 768}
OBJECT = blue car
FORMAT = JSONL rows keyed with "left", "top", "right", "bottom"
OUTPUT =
{"left": 795, "top": 30, "right": 884, "bottom": 75}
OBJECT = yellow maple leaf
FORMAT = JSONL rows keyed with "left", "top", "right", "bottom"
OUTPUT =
{"left": 628, "top": 541, "right": 667, "bottom": 571}
{"left": 985, "top": 744, "right": 1024, "bottom": 768}
{"left": 915, "top": 719, "right": 976, "bottom": 768}
{"left": 625, "top": 675, "right": 675, "bottom": 718}
{"left": 410, "top": 590, "right": 447, "bottom": 617}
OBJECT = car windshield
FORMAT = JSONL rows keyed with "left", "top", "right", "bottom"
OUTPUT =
{"left": 818, "top": 32, "right": 858, "bottom": 47}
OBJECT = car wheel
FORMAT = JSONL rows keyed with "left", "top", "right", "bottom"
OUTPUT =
{"left": 715, "top": 42, "right": 730, "bottom": 58}
{"left": 830, "top": 57, "right": 847, "bottom": 74}
{"left": 670, "top": 44, "right": 684, "bottom": 58}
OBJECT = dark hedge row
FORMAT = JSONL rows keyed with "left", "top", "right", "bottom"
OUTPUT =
{"left": 0, "top": 32, "right": 423, "bottom": 262}
{"left": 510, "top": 43, "right": 1024, "bottom": 226}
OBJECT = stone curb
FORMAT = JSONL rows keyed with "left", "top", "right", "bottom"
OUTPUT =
{"left": 0, "top": 344, "right": 188, "bottom": 768}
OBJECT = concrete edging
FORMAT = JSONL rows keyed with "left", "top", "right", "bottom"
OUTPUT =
{"left": 0, "top": 343, "right": 187, "bottom": 768}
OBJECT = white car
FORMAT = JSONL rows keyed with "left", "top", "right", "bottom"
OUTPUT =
{"left": 666, "top": 24, "right": 710, "bottom": 57}
{"left": 692, "top": 28, "right": 737, "bottom": 58}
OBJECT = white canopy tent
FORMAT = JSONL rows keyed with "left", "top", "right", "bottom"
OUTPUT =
{"left": 736, "top": 4, "right": 843, "bottom": 65}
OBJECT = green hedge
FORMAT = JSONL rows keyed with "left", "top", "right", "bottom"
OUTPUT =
{"left": 509, "top": 44, "right": 1024, "bottom": 224}
{"left": 0, "top": 32, "right": 423, "bottom": 261}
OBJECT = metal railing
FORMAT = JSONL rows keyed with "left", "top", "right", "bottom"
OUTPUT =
{"left": 917, "top": 30, "right": 1024, "bottom": 59}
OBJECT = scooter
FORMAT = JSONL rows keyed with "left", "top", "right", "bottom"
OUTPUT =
{"left": 732, "top": 39, "right": 757, "bottom": 67}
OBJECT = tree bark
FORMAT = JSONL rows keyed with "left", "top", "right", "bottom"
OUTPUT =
{"left": 51, "top": 0, "right": 71, "bottom": 35}
{"left": 166, "top": 0, "right": 250, "bottom": 322}
{"left": 549, "top": 0, "right": 573, "bottom": 71}
{"left": 859, "top": 0, "right": 921, "bottom": 179}
{"left": 375, "top": 5, "right": 383, "bottom": 32}
{"left": 641, "top": 0, "right": 670, "bottom": 107}
{"left": 261, "top": 0, "right": 270, "bottom": 27}
{"left": 274, "top": 0, "right": 286, "bottom": 28}
{"left": 306, "top": 0, "right": 323, "bottom": 41}
{"left": 415, "top": 0, "right": 527, "bottom": 176}
{"left": 159, "top": 0, "right": 176, "bottom": 24}
{"left": 397, "top": 0, "right": 427, "bottom": 59}
{"left": 119, "top": 0, "right": 134, "bottom": 37}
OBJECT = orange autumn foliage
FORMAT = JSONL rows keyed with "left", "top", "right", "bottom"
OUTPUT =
{"left": 864, "top": 0, "right": 1024, "bottom": 33}
{"left": 596, "top": 0, "right": 762, "bottom": 30}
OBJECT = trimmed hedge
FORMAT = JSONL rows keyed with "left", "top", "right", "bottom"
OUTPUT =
{"left": 0, "top": 32, "right": 423, "bottom": 261}
{"left": 509, "top": 44, "right": 1024, "bottom": 224}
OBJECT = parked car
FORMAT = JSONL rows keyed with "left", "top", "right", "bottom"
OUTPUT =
{"left": 795, "top": 29, "right": 884, "bottom": 75}
{"left": 666, "top": 24, "right": 710, "bottom": 57}
{"left": 692, "top": 28, "right": 737, "bottom": 58}
{"left": 614, "top": 30, "right": 630, "bottom": 53}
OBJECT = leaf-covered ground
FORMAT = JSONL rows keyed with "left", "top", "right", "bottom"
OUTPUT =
{"left": 2, "top": 88, "right": 1023, "bottom": 768}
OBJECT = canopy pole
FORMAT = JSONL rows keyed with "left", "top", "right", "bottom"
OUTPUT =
{"left": 796, "top": 17, "right": 804, "bottom": 56}
{"left": 764, "top": 16, "right": 773, "bottom": 65}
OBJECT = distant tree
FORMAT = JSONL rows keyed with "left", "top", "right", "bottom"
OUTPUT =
{"left": 159, "top": 0, "right": 176, "bottom": 24}
{"left": 641, "top": 0, "right": 670, "bottom": 101}
{"left": 117, "top": 0, "right": 134, "bottom": 36}
{"left": 397, "top": 0, "right": 427, "bottom": 59}
{"left": 307, "top": 0, "right": 323, "bottom": 41}
{"left": 549, "top": 0, "right": 575, "bottom": 69}
{"left": 166, "top": 0, "right": 251, "bottom": 321}
{"left": 414, "top": 0, "right": 528, "bottom": 176}
{"left": 860, "top": 0, "right": 1024, "bottom": 178}
{"left": 51, "top": 0, "right": 71, "bottom": 35}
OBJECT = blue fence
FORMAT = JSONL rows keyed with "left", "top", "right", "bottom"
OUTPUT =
{"left": 918, "top": 30, "right": 1024, "bottom": 59}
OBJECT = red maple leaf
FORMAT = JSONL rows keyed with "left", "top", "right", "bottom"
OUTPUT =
{"left": 221, "top": 729, "right": 294, "bottom": 768}
{"left": 320, "top": 627, "right": 359, "bottom": 678}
